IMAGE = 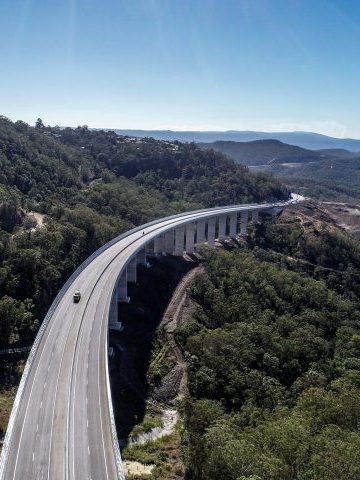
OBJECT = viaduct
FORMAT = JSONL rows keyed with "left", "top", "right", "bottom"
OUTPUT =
{"left": 0, "top": 197, "right": 300, "bottom": 480}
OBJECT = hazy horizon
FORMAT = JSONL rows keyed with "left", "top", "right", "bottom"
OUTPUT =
{"left": 1, "top": 0, "right": 360, "bottom": 138}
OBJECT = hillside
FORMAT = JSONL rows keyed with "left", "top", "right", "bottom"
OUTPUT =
{"left": 0, "top": 116, "right": 287, "bottom": 350}
{"left": 196, "top": 137, "right": 360, "bottom": 202}
{"left": 112, "top": 129, "right": 360, "bottom": 152}
{"left": 198, "top": 139, "right": 331, "bottom": 166}
{"left": 271, "top": 157, "right": 360, "bottom": 202}
{"left": 177, "top": 202, "right": 360, "bottom": 480}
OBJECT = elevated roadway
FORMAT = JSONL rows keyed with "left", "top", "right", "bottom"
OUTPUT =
{"left": 0, "top": 198, "right": 300, "bottom": 480}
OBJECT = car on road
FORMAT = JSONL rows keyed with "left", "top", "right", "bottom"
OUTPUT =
{"left": 73, "top": 290, "right": 81, "bottom": 303}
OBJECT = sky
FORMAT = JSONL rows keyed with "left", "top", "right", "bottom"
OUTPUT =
{"left": 1, "top": 0, "right": 360, "bottom": 137}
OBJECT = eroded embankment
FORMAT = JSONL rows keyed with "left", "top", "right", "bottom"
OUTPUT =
{"left": 109, "top": 255, "right": 202, "bottom": 478}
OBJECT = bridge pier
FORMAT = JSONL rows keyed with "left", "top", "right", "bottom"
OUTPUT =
{"left": 218, "top": 215, "right": 226, "bottom": 241}
{"left": 146, "top": 241, "right": 155, "bottom": 256}
{"left": 240, "top": 211, "right": 249, "bottom": 236}
{"left": 252, "top": 210, "right": 259, "bottom": 224}
{"left": 117, "top": 270, "right": 130, "bottom": 302}
{"left": 154, "top": 235, "right": 164, "bottom": 255}
{"left": 185, "top": 223, "right": 195, "bottom": 254}
{"left": 229, "top": 213, "right": 237, "bottom": 238}
{"left": 174, "top": 226, "right": 185, "bottom": 256}
{"left": 207, "top": 217, "right": 216, "bottom": 245}
{"left": 127, "top": 257, "right": 137, "bottom": 283}
{"left": 137, "top": 248, "right": 147, "bottom": 267}
{"left": 109, "top": 273, "right": 126, "bottom": 331}
{"left": 196, "top": 219, "right": 206, "bottom": 247}
{"left": 164, "top": 229, "right": 174, "bottom": 255}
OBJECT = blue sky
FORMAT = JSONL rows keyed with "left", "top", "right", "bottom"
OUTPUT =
{"left": 1, "top": 0, "right": 360, "bottom": 137}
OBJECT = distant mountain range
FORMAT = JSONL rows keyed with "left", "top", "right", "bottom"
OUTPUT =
{"left": 113, "top": 129, "right": 360, "bottom": 152}
{"left": 197, "top": 138, "right": 360, "bottom": 203}
{"left": 198, "top": 139, "right": 349, "bottom": 167}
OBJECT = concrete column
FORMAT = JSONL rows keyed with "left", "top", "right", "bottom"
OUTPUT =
{"left": 164, "top": 229, "right": 174, "bottom": 255}
{"left": 218, "top": 215, "right": 226, "bottom": 241}
{"left": 109, "top": 290, "right": 123, "bottom": 331}
{"left": 229, "top": 213, "right": 237, "bottom": 238}
{"left": 240, "top": 211, "right": 249, "bottom": 236}
{"left": 185, "top": 222, "right": 195, "bottom": 254}
{"left": 207, "top": 217, "right": 216, "bottom": 245}
{"left": 174, "top": 226, "right": 185, "bottom": 256}
{"left": 109, "top": 291, "right": 118, "bottom": 324}
{"left": 117, "top": 270, "right": 129, "bottom": 302}
{"left": 146, "top": 241, "right": 155, "bottom": 256}
{"left": 137, "top": 248, "right": 147, "bottom": 265}
{"left": 154, "top": 235, "right": 164, "bottom": 255}
{"left": 196, "top": 219, "right": 206, "bottom": 245}
{"left": 252, "top": 210, "right": 259, "bottom": 224}
{"left": 127, "top": 257, "right": 137, "bottom": 283}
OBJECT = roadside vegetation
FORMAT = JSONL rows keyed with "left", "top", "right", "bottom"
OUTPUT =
{"left": 122, "top": 426, "right": 184, "bottom": 480}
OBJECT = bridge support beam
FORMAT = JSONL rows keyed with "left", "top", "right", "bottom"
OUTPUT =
{"left": 174, "top": 226, "right": 185, "bottom": 256}
{"left": 109, "top": 300, "right": 123, "bottom": 330}
{"left": 127, "top": 257, "right": 137, "bottom": 283}
{"left": 164, "top": 229, "right": 174, "bottom": 254}
{"left": 109, "top": 292, "right": 118, "bottom": 325}
{"left": 240, "top": 211, "right": 249, "bottom": 236}
{"left": 229, "top": 213, "right": 237, "bottom": 238}
{"left": 196, "top": 219, "right": 206, "bottom": 248}
{"left": 154, "top": 235, "right": 164, "bottom": 255}
{"left": 252, "top": 210, "right": 259, "bottom": 224}
{"left": 185, "top": 223, "right": 195, "bottom": 254}
{"left": 137, "top": 248, "right": 147, "bottom": 266}
{"left": 117, "top": 270, "right": 130, "bottom": 302}
{"left": 146, "top": 241, "right": 155, "bottom": 256}
{"left": 218, "top": 215, "right": 227, "bottom": 241}
{"left": 207, "top": 217, "right": 216, "bottom": 245}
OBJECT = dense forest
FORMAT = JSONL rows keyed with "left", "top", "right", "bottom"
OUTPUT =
{"left": 0, "top": 116, "right": 286, "bottom": 351}
{"left": 179, "top": 211, "right": 360, "bottom": 480}
{"left": 273, "top": 158, "right": 360, "bottom": 202}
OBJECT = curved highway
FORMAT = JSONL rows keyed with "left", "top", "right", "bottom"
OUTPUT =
{"left": 0, "top": 198, "right": 300, "bottom": 480}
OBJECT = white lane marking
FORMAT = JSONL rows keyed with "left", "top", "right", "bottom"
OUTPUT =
{"left": 32, "top": 453, "right": 34, "bottom": 462}
{"left": 70, "top": 318, "right": 84, "bottom": 480}
{"left": 47, "top": 308, "right": 78, "bottom": 480}
{"left": 36, "top": 424, "right": 39, "bottom": 433}
{"left": 97, "top": 289, "right": 110, "bottom": 480}
{"left": 88, "top": 446, "right": 90, "bottom": 456}
{"left": 40, "top": 401, "right": 43, "bottom": 410}
{"left": 87, "top": 419, "right": 89, "bottom": 429}
{"left": 11, "top": 312, "right": 65, "bottom": 479}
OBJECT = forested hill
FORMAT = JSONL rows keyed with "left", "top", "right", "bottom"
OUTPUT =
{"left": 180, "top": 204, "right": 360, "bottom": 480}
{"left": 0, "top": 116, "right": 287, "bottom": 351}
{"left": 199, "top": 139, "right": 329, "bottom": 166}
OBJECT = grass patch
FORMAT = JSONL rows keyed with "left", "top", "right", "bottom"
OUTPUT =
{"left": 0, "top": 389, "right": 15, "bottom": 436}
{"left": 122, "top": 425, "right": 185, "bottom": 479}
{"left": 129, "top": 414, "right": 163, "bottom": 438}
